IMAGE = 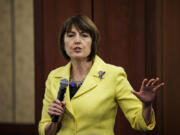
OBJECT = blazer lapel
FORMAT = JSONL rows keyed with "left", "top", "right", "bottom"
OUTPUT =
{"left": 72, "top": 75, "right": 98, "bottom": 98}
{"left": 64, "top": 85, "right": 75, "bottom": 115}
{"left": 54, "top": 62, "right": 75, "bottom": 116}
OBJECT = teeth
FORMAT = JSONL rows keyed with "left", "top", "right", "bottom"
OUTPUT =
{"left": 74, "top": 47, "right": 81, "bottom": 50}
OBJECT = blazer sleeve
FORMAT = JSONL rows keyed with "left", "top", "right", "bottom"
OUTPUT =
{"left": 38, "top": 72, "right": 54, "bottom": 135}
{"left": 114, "top": 67, "right": 156, "bottom": 131}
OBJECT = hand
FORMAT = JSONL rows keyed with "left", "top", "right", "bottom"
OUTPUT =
{"left": 131, "top": 78, "right": 165, "bottom": 105}
{"left": 48, "top": 99, "right": 66, "bottom": 123}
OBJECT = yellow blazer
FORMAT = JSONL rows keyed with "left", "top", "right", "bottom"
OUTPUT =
{"left": 39, "top": 56, "right": 155, "bottom": 135}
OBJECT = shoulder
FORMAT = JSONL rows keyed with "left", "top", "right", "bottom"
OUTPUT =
{"left": 95, "top": 56, "right": 126, "bottom": 75}
{"left": 94, "top": 56, "right": 127, "bottom": 78}
{"left": 105, "top": 63, "right": 127, "bottom": 77}
{"left": 47, "top": 62, "right": 71, "bottom": 79}
{"left": 48, "top": 66, "right": 65, "bottom": 77}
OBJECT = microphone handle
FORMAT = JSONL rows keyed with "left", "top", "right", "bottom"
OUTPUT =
{"left": 52, "top": 88, "right": 66, "bottom": 122}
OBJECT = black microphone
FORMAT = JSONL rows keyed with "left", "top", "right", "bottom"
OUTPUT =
{"left": 52, "top": 78, "right": 69, "bottom": 122}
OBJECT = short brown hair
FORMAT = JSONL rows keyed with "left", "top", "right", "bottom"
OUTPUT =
{"left": 59, "top": 14, "right": 100, "bottom": 61}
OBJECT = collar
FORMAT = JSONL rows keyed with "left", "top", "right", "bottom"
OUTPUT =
{"left": 54, "top": 55, "right": 107, "bottom": 80}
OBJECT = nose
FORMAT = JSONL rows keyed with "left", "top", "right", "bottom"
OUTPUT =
{"left": 74, "top": 35, "right": 81, "bottom": 44}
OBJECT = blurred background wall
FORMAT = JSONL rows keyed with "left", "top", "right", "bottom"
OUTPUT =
{"left": 0, "top": 0, "right": 35, "bottom": 134}
{"left": 0, "top": 0, "right": 179, "bottom": 135}
{"left": 0, "top": 0, "right": 34, "bottom": 124}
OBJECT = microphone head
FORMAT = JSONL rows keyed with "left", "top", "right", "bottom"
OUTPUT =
{"left": 60, "top": 78, "right": 69, "bottom": 89}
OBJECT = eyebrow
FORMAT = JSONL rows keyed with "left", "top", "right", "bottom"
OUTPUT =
{"left": 66, "top": 31, "right": 75, "bottom": 33}
{"left": 66, "top": 30, "right": 88, "bottom": 34}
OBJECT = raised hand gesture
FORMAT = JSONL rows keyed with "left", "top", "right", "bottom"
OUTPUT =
{"left": 131, "top": 77, "right": 165, "bottom": 105}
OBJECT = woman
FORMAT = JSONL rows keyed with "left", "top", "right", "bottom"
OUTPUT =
{"left": 39, "top": 14, "right": 164, "bottom": 135}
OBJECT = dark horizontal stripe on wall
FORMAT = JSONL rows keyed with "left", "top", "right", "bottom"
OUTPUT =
{"left": 0, "top": 124, "right": 35, "bottom": 135}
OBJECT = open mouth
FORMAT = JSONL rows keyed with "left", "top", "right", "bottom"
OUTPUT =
{"left": 73, "top": 47, "right": 81, "bottom": 51}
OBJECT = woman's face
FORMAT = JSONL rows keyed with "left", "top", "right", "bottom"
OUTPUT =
{"left": 64, "top": 25, "right": 92, "bottom": 61}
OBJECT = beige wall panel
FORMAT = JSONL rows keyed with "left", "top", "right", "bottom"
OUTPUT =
{"left": 0, "top": 0, "right": 13, "bottom": 123}
{"left": 14, "top": 0, "right": 34, "bottom": 123}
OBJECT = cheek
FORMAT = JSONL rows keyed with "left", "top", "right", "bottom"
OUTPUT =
{"left": 87, "top": 40, "right": 92, "bottom": 51}
{"left": 64, "top": 44, "right": 70, "bottom": 56}
{"left": 64, "top": 39, "right": 71, "bottom": 50}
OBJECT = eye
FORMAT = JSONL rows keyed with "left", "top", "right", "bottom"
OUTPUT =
{"left": 81, "top": 33, "right": 89, "bottom": 38}
{"left": 66, "top": 33, "right": 74, "bottom": 38}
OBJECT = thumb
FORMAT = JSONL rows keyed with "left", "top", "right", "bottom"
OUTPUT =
{"left": 131, "top": 90, "right": 140, "bottom": 98}
{"left": 61, "top": 101, "right": 66, "bottom": 107}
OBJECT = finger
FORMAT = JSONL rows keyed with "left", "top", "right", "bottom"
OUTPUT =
{"left": 48, "top": 110, "right": 59, "bottom": 116}
{"left": 151, "top": 77, "right": 160, "bottom": 86}
{"left": 48, "top": 109, "right": 60, "bottom": 116}
{"left": 51, "top": 99, "right": 65, "bottom": 108}
{"left": 61, "top": 101, "right": 66, "bottom": 108}
{"left": 55, "top": 104, "right": 64, "bottom": 111}
{"left": 50, "top": 103, "right": 63, "bottom": 110}
{"left": 49, "top": 103, "right": 65, "bottom": 112}
{"left": 49, "top": 106, "right": 64, "bottom": 114}
{"left": 48, "top": 109, "right": 64, "bottom": 116}
{"left": 140, "top": 79, "right": 148, "bottom": 90}
{"left": 131, "top": 90, "right": 141, "bottom": 98}
{"left": 53, "top": 99, "right": 62, "bottom": 105}
{"left": 61, "top": 101, "right": 66, "bottom": 106}
{"left": 55, "top": 109, "right": 65, "bottom": 116}
{"left": 146, "top": 78, "right": 155, "bottom": 86}
{"left": 153, "top": 82, "right": 165, "bottom": 92}
{"left": 49, "top": 104, "right": 65, "bottom": 114}
{"left": 142, "top": 78, "right": 148, "bottom": 87}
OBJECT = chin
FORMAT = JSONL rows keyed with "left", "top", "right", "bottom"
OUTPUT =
{"left": 71, "top": 55, "right": 88, "bottom": 60}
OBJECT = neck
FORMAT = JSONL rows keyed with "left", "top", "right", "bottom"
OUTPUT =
{"left": 71, "top": 58, "right": 93, "bottom": 82}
